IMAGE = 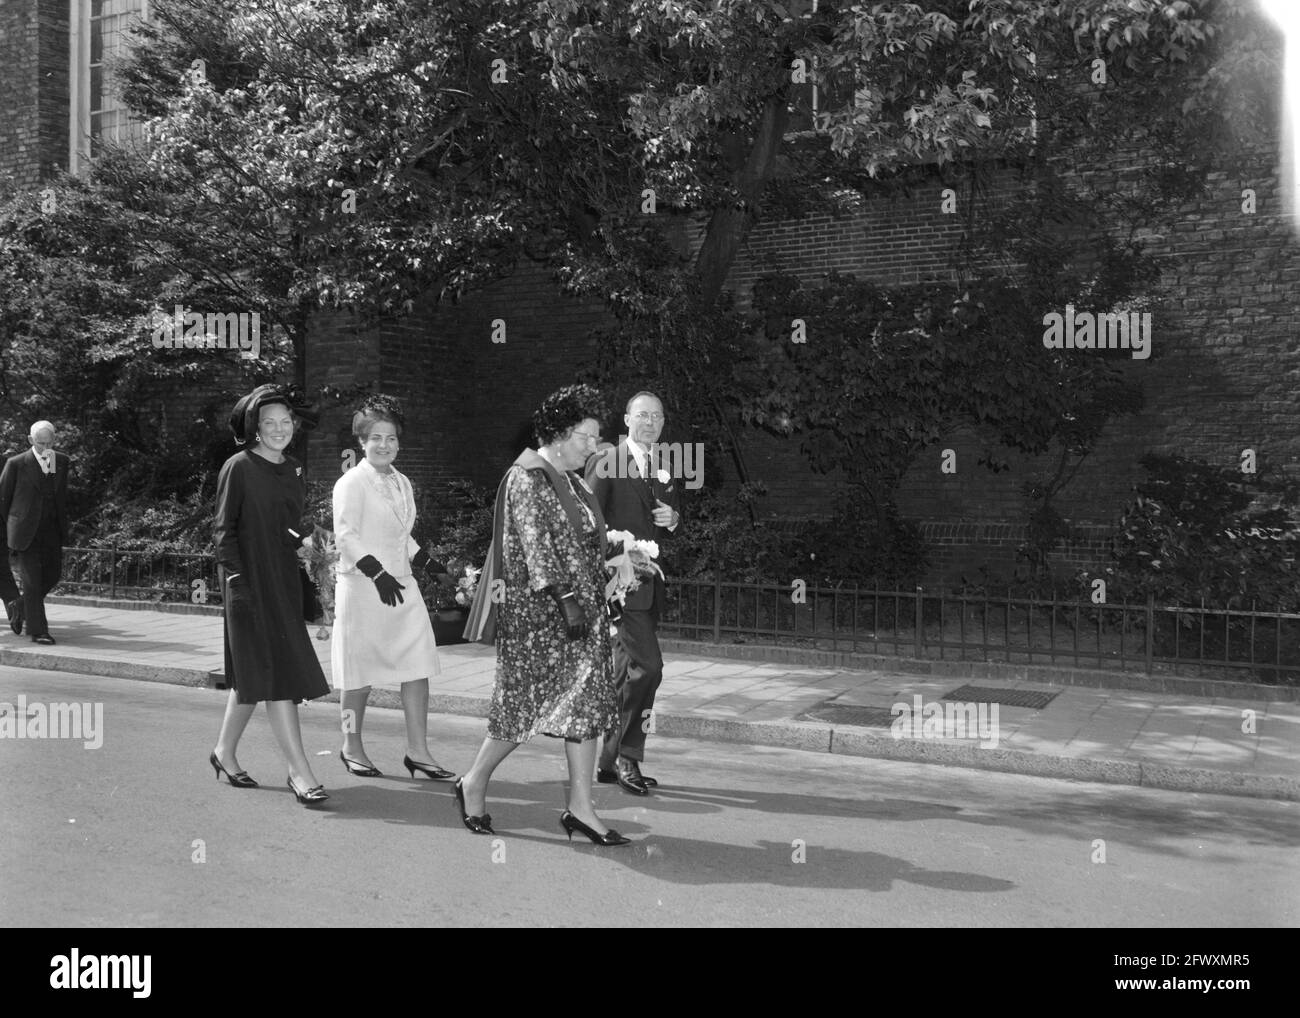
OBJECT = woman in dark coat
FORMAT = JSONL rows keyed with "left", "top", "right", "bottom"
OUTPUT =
{"left": 456, "top": 384, "right": 627, "bottom": 845}
{"left": 208, "top": 383, "right": 331, "bottom": 807}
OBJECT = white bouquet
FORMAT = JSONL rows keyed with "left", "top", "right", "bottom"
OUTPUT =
{"left": 604, "top": 528, "right": 665, "bottom": 609}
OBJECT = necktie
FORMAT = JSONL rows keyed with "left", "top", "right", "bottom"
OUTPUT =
{"left": 642, "top": 452, "right": 654, "bottom": 496}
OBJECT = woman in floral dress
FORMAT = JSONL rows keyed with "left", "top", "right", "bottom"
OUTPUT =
{"left": 455, "top": 385, "right": 627, "bottom": 845}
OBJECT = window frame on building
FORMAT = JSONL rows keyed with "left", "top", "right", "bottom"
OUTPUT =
{"left": 69, "top": 0, "right": 150, "bottom": 175}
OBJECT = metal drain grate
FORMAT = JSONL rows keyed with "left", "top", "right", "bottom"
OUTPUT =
{"left": 942, "top": 684, "right": 1059, "bottom": 710}
{"left": 798, "top": 704, "right": 899, "bottom": 728}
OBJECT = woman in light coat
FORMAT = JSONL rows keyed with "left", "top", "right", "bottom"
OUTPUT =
{"left": 331, "top": 394, "right": 455, "bottom": 781}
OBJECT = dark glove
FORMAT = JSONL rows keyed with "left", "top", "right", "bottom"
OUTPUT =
{"left": 356, "top": 554, "right": 405, "bottom": 607}
{"left": 411, "top": 549, "right": 455, "bottom": 587}
{"left": 546, "top": 584, "right": 588, "bottom": 640}
{"left": 411, "top": 548, "right": 449, "bottom": 574}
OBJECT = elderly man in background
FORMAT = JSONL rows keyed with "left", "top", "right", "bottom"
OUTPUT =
{"left": 0, "top": 421, "right": 72, "bottom": 645}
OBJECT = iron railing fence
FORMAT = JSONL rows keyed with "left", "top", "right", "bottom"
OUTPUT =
{"left": 662, "top": 578, "right": 1300, "bottom": 685}
{"left": 58, "top": 546, "right": 221, "bottom": 605}
{"left": 51, "top": 550, "right": 1300, "bottom": 683}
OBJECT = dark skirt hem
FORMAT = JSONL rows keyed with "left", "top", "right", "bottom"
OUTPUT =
{"left": 216, "top": 673, "right": 331, "bottom": 707}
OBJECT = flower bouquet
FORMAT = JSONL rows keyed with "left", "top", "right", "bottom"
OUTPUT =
{"left": 423, "top": 560, "right": 478, "bottom": 646}
{"left": 427, "top": 559, "right": 479, "bottom": 611}
{"left": 452, "top": 563, "right": 481, "bottom": 608}
{"left": 604, "top": 529, "right": 664, "bottom": 630}
{"left": 297, "top": 523, "right": 339, "bottom": 640}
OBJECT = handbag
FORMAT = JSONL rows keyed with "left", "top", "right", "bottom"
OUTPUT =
{"left": 463, "top": 449, "right": 607, "bottom": 645}
{"left": 300, "top": 564, "right": 324, "bottom": 623}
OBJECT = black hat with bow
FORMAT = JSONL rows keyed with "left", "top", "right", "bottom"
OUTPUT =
{"left": 228, "top": 383, "right": 320, "bottom": 446}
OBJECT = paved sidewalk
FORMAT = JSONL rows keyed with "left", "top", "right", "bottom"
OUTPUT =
{"left": 2, "top": 601, "right": 1297, "bottom": 802}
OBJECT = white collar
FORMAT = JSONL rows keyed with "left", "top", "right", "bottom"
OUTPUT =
{"left": 625, "top": 436, "right": 651, "bottom": 466}
{"left": 360, "top": 458, "right": 400, "bottom": 481}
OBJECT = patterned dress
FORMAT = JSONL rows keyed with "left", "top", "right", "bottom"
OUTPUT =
{"left": 488, "top": 465, "right": 617, "bottom": 743}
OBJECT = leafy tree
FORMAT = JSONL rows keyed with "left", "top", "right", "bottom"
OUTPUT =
{"left": 536, "top": 0, "right": 1261, "bottom": 296}
{"left": 554, "top": 0, "right": 1276, "bottom": 503}
{"left": 106, "top": 0, "right": 1262, "bottom": 394}
{"left": 1, "top": 0, "right": 1280, "bottom": 566}
{"left": 0, "top": 181, "right": 272, "bottom": 521}
{"left": 1102, "top": 454, "right": 1300, "bottom": 609}
{"left": 1095, "top": 454, "right": 1300, "bottom": 683}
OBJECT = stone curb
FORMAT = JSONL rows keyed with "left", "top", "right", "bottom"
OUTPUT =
{"left": 0, "top": 647, "right": 214, "bottom": 688}
{"left": 6, "top": 647, "right": 1295, "bottom": 803}
{"left": 46, "top": 594, "right": 225, "bottom": 617}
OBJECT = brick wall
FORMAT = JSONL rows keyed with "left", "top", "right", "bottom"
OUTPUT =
{"left": 712, "top": 174, "right": 1005, "bottom": 302}
{"left": 0, "top": 0, "right": 69, "bottom": 190}
{"left": 358, "top": 135, "right": 1298, "bottom": 586}
{"left": 891, "top": 145, "right": 1300, "bottom": 566}
{"left": 305, "top": 309, "right": 375, "bottom": 484}
{"left": 919, "top": 521, "right": 1113, "bottom": 590}
{"left": 306, "top": 262, "right": 613, "bottom": 511}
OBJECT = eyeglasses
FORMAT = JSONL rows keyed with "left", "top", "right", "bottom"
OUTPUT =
{"left": 632, "top": 412, "right": 665, "bottom": 422}
{"left": 571, "top": 430, "right": 602, "bottom": 444}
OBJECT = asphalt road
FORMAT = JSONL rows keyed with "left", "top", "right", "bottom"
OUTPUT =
{"left": 2, "top": 666, "right": 1296, "bottom": 928}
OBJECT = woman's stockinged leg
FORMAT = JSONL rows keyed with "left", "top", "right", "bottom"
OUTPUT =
{"left": 460, "top": 737, "right": 518, "bottom": 816}
{"left": 563, "top": 737, "right": 608, "bottom": 834}
{"left": 401, "top": 678, "right": 447, "bottom": 768}
{"left": 213, "top": 688, "right": 256, "bottom": 773}
{"left": 340, "top": 686, "right": 372, "bottom": 765}
{"left": 267, "top": 699, "right": 321, "bottom": 789}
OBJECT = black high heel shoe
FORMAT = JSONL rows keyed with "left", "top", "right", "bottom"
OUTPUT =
{"left": 209, "top": 751, "right": 258, "bottom": 788}
{"left": 287, "top": 776, "right": 330, "bottom": 807}
{"left": 404, "top": 755, "right": 455, "bottom": 781}
{"left": 452, "top": 779, "right": 494, "bottom": 835}
{"left": 560, "top": 810, "right": 630, "bottom": 847}
{"left": 340, "top": 751, "right": 382, "bottom": 777}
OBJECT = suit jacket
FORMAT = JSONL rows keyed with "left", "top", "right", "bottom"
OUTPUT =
{"left": 333, "top": 460, "right": 422, "bottom": 578}
{"left": 0, "top": 449, "right": 71, "bottom": 552}
{"left": 584, "top": 437, "right": 681, "bottom": 612}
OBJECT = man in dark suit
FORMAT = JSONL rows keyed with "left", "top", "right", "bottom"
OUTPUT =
{"left": 0, "top": 421, "right": 71, "bottom": 645}
{"left": 585, "top": 391, "right": 682, "bottom": 795}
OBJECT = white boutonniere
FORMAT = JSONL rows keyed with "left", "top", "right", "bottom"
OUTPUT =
{"left": 295, "top": 467, "right": 302, "bottom": 477}
{"left": 656, "top": 468, "right": 671, "bottom": 485}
